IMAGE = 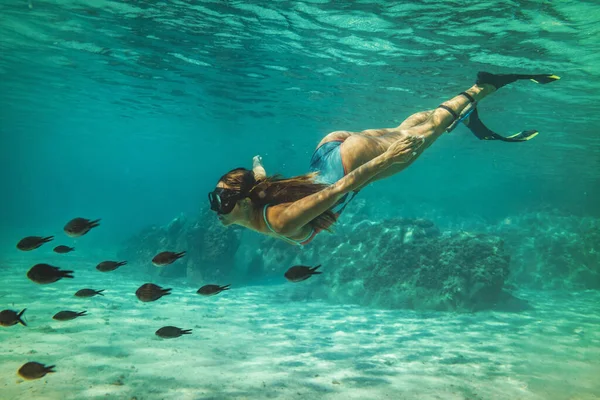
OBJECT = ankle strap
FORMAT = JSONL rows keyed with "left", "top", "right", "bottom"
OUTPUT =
{"left": 437, "top": 104, "right": 458, "bottom": 119}
{"left": 460, "top": 91, "right": 476, "bottom": 103}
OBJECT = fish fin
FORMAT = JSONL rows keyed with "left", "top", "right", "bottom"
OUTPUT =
{"left": 118, "top": 261, "right": 128, "bottom": 267}
{"left": 95, "top": 290, "right": 105, "bottom": 296}
{"left": 220, "top": 284, "right": 231, "bottom": 291}
{"left": 78, "top": 311, "right": 88, "bottom": 317}
{"left": 310, "top": 264, "right": 322, "bottom": 272}
{"left": 42, "top": 236, "right": 54, "bottom": 243}
{"left": 181, "top": 329, "right": 193, "bottom": 335}
{"left": 176, "top": 251, "right": 186, "bottom": 258}
{"left": 310, "top": 271, "right": 322, "bottom": 275}
{"left": 18, "top": 309, "right": 27, "bottom": 326}
{"left": 89, "top": 219, "right": 101, "bottom": 228}
{"left": 162, "top": 288, "right": 172, "bottom": 295}
{"left": 61, "top": 270, "right": 75, "bottom": 279}
{"left": 45, "top": 365, "right": 56, "bottom": 373}
{"left": 62, "top": 270, "right": 75, "bottom": 278}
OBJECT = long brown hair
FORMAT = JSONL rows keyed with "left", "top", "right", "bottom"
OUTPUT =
{"left": 218, "top": 168, "right": 337, "bottom": 231}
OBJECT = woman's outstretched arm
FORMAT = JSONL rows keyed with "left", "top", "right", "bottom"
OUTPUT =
{"left": 275, "top": 136, "right": 422, "bottom": 233}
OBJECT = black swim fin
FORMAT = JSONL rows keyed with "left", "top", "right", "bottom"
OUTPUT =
{"left": 464, "top": 108, "right": 539, "bottom": 142}
{"left": 476, "top": 71, "right": 560, "bottom": 90}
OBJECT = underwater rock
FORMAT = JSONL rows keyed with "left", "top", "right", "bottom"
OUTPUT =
{"left": 258, "top": 218, "right": 511, "bottom": 311}
{"left": 117, "top": 211, "right": 240, "bottom": 283}
{"left": 119, "top": 207, "right": 550, "bottom": 311}
{"left": 488, "top": 212, "right": 600, "bottom": 289}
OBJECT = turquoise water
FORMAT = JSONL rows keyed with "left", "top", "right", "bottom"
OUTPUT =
{"left": 1, "top": 1, "right": 600, "bottom": 399}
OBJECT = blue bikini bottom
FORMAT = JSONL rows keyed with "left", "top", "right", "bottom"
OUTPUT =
{"left": 309, "top": 140, "right": 357, "bottom": 215}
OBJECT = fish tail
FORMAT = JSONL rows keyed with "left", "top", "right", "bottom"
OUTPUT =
{"left": 95, "top": 290, "right": 105, "bottom": 296}
{"left": 78, "top": 311, "right": 88, "bottom": 317}
{"left": 311, "top": 265, "right": 322, "bottom": 272}
{"left": 220, "top": 284, "right": 231, "bottom": 291}
{"left": 69, "top": 247, "right": 76, "bottom": 251}
{"left": 62, "top": 270, "right": 75, "bottom": 279}
{"left": 181, "top": 329, "right": 193, "bottom": 335}
{"left": 162, "top": 288, "right": 172, "bottom": 296}
{"left": 117, "top": 261, "right": 128, "bottom": 267}
{"left": 42, "top": 236, "right": 54, "bottom": 243}
{"left": 45, "top": 365, "right": 56, "bottom": 373}
{"left": 89, "top": 219, "right": 101, "bottom": 228}
{"left": 175, "top": 251, "right": 186, "bottom": 259}
{"left": 18, "top": 308, "right": 27, "bottom": 326}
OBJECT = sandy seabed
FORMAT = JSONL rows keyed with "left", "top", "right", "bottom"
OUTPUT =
{"left": 1, "top": 260, "right": 599, "bottom": 400}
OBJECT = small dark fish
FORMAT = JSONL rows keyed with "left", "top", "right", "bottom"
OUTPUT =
{"left": 52, "top": 310, "right": 87, "bottom": 321}
{"left": 53, "top": 245, "right": 75, "bottom": 254}
{"left": 0, "top": 309, "right": 27, "bottom": 327}
{"left": 27, "top": 264, "right": 74, "bottom": 284}
{"left": 284, "top": 264, "right": 322, "bottom": 282}
{"left": 18, "top": 362, "right": 55, "bottom": 380}
{"left": 64, "top": 217, "right": 100, "bottom": 238}
{"left": 96, "top": 260, "right": 127, "bottom": 272}
{"left": 152, "top": 251, "right": 186, "bottom": 266}
{"left": 135, "top": 283, "right": 171, "bottom": 302}
{"left": 197, "top": 284, "right": 230, "bottom": 296}
{"left": 75, "top": 289, "right": 105, "bottom": 298}
{"left": 155, "top": 326, "right": 192, "bottom": 339}
{"left": 16, "top": 236, "right": 54, "bottom": 251}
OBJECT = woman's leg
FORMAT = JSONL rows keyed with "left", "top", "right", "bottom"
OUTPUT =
{"left": 359, "top": 110, "right": 435, "bottom": 138}
{"left": 316, "top": 108, "right": 435, "bottom": 150}
{"left": 341, "top": 83, "right": 495, "bottom": 186}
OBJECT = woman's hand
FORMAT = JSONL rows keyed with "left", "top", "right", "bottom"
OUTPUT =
{"left": 385, "top": 136, "right": 425, "bottom": 165}
{"left": 252, "top": 155, "right": 267, "bottom": 179}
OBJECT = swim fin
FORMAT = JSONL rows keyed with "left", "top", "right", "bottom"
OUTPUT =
{"left": 476, "top": 71, "right": 560, "bottom": 90}
{"left": 464, "top": 108, "right": 539, "bottom": 142}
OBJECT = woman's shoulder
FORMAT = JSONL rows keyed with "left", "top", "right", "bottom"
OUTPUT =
{"left": 262, "top": 202, "right": 297, "bottom": 235}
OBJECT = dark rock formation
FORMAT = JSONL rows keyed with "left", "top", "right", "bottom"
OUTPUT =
{"left": 118, "top": 205, "right": 599, "bottom": 310}
{"left": 254, "top": 217, "right": 512, "bottom": 311}
{"left": 488, "top": 212, "right": 600, "bottom": 290}
{"left": 117, "top": 210, "right": 241, "bottom": 283}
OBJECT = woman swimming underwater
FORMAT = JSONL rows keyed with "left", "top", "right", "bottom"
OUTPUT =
{"left": 208, "top": 71, "right": 559, "bottom": 246}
